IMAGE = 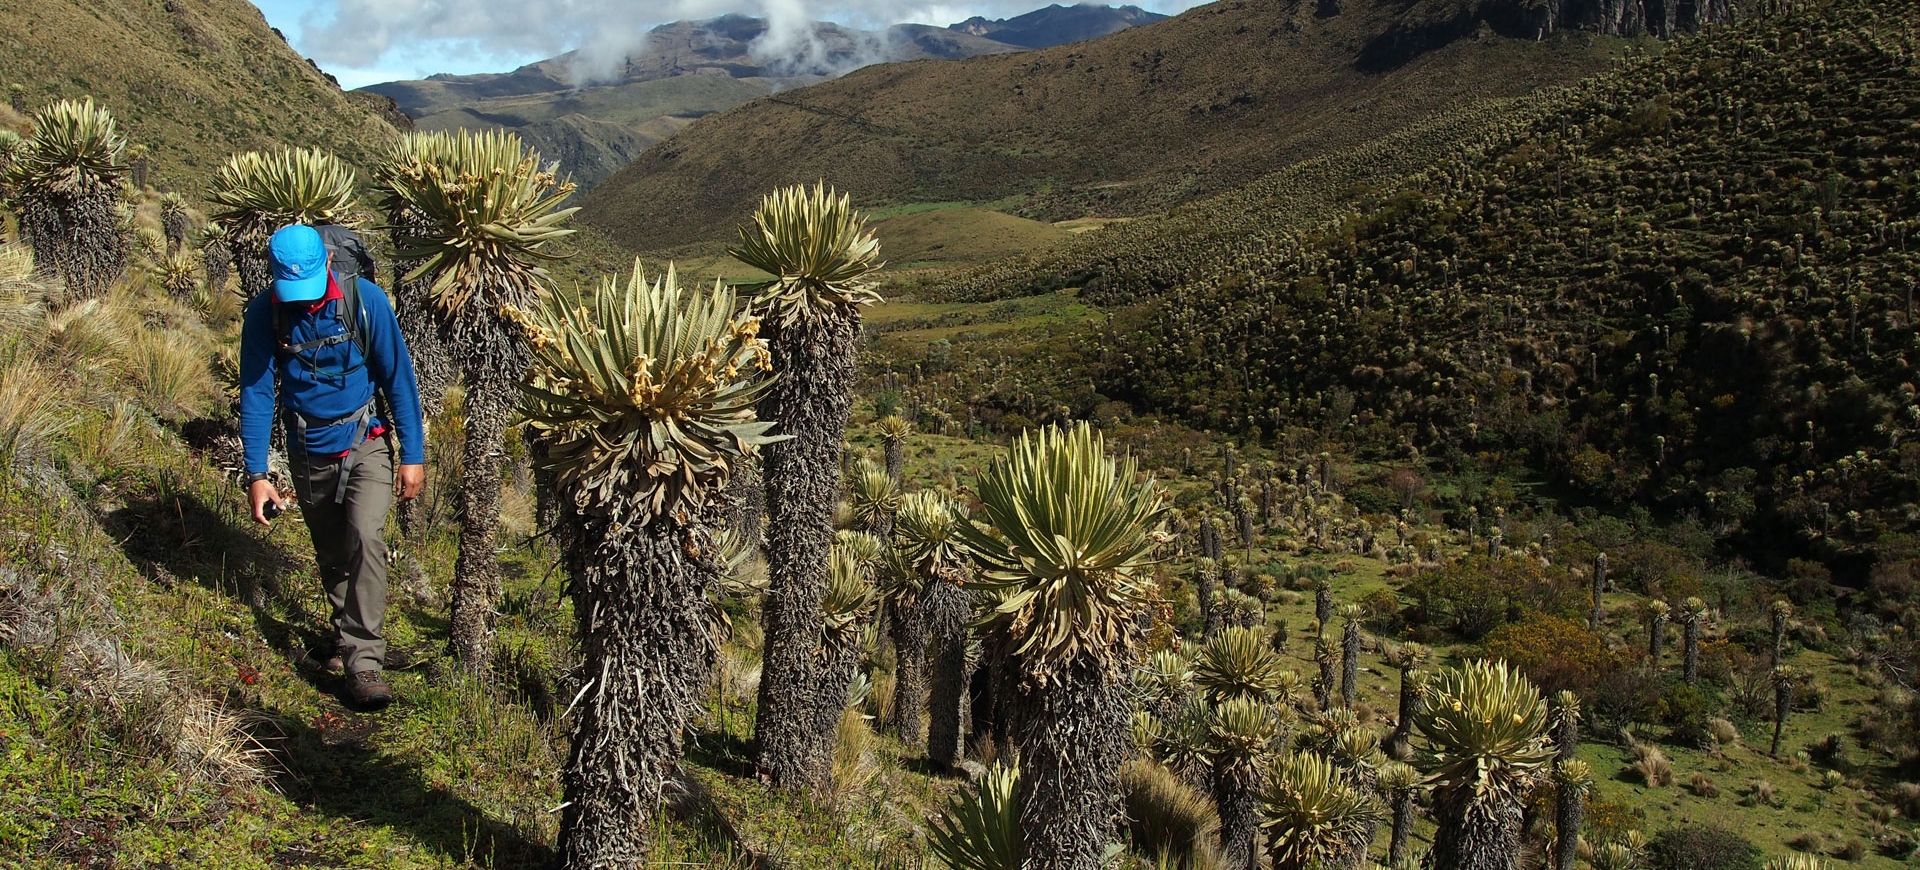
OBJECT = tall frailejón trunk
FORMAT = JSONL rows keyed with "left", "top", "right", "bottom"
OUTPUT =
{"left": 754, "top": 316, "right": 859, "bottom": 790}
{"left": 885, "top": 593, "right": 930, "bottom": 746}
{"left": 1647, "top": 611, "right": 1667, "bottom": 670}
{"left": 1682, "top": 614, "right": 1702, "bottom": 685}
{"left": 1315, "top": 584, "right": 1333, "bottom": 632}
{"left": 1552, "top": 699, "right": 1581, "bottom": 870}
{"left": 20, "top": 190, "right": 126, "bottom": 302}
{"left": 202, "top": 234, "right": 232, "bottom": 296}
{"left": 449, "top": 373, "right": 514, "bottom": 671}
{"left": 557, "top": 510, "right": 720, "bottom": 868}
{"left": 1315, "top": 637, "right": 1338, "bottom": 710}
{"left": 813, "top": 628, "right": 867, "bottom": 747}
{"left": 1197, "top": 561, "right": 1221, "bottom": 639}
{"left": 1553, "top": 783, "right": 1583, "bottom": 870}
{"left": 1388, "top": 669, "right": 1420, "bottom": 760}
{"left": 1340, "top": 619, "right": 1361, "bottom": 708}
{"left": 1214, "top": 757, "right": 1260, "bottom": 870}
{"left": 233, "top": 231, "right": 273, "bottom": 300}
{"left": 1008, "top": 655, "right": 1130, "bottom": 870}
{"left": 1389, "top": 787, "right": 1416, "bottom": 866}
{"left": 727, "top": 458, "right": 766, "bottom": 550}
{"left": 924, "top": 578, "right": 972, "bottom": 768}
{"left": 884, "top": 437, "right": 905, "bottom": 482}
{"left": 1770, "top": 671, "right": 1792, "bottom": 757}
{"left": 1432, "top": 796, "right": 1525, "bottom": 870}
{"left": 385, "top": 206, "right": 453, "bottom": 411}
{"left": 391, "top": 227, "right": 454, "bottom": 543}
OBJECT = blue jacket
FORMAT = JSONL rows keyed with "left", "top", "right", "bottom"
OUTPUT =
{"left": 238, "top": 274, "right": 426, "bottom": 475}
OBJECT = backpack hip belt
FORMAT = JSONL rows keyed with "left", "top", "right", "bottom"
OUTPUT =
{"left": 284, "top": 399, "right": 378, "bottom": 504}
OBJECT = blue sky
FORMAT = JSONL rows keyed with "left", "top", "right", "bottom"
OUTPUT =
{"left": 249, "top": 0, "right": 1212, "bottom": 90}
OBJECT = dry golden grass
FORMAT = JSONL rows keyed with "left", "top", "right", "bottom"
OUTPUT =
{"left": 129, "top": 330, "right": 217, "bottom": 422}
{"left": 828, "top": 706, "right": 882, "bottom": 808}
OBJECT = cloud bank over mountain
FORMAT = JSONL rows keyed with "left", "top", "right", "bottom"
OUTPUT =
{"left": 297, "top": 0, "right": 1206, "bottom": 86}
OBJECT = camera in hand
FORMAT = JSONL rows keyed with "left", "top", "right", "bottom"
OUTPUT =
{"left": 264, "top": 500, "right": 286, "bottom": 520}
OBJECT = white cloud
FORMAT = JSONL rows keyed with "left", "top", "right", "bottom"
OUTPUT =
{"left": 290, "top": 0, "right": 1210, "bottom": 86}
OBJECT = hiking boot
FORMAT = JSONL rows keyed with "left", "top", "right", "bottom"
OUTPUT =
{"left": 321, "top": 643, "right": 347, "bottom": 675}
{"left": 346, "top": 670, "right": 393, "bottom": 709}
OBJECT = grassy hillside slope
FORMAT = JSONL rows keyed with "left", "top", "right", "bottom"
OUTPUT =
{"left": 922, "top": 92, "right": 1556, "bottom": 302}
{"left": 580, "top": 0, "right": 1634, "bottom": 249}
{"left": 1108, "top": 0, "right": 1920, "bottom": 573}
{"left": 0, "top": 0, "right": 402, "bottom": 191}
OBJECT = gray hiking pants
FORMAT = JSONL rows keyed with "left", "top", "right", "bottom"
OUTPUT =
{"left": 289, "top": 435, "right": 393, "bottom": 674}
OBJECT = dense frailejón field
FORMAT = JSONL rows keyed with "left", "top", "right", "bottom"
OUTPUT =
{"left": 3, "top": 0, "right": 1920, "bottom": 868}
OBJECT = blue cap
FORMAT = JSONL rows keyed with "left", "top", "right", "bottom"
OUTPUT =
{"left": 269, "top": 224, "right": 329, "bottom": 302}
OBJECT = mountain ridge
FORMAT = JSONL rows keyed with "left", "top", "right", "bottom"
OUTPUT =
{"left": 579, "top": 0, "right": 1644, "bottom": 249}
{"left": 950, "top": 3, "right": 1170, "bottom": 47}
{"left": 359, "top": 6, "right": 1168, "bottom": 193}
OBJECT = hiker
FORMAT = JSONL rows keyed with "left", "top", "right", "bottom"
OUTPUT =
{"left": 238, "top": 223, "right": 426, "bottom": 708}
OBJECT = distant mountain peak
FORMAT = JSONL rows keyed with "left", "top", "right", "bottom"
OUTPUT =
{"left": 949, "top": 3, "right": 1167, "bottom": 48}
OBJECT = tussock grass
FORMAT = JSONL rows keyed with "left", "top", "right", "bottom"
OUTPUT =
{"left": 170, "top": 699, "right": 273, "bottom": 789}
{"left": 0, "top": 348, "right": 74, "bottom": 474}
{"left": 1120, "top": 758, "right": 1221, "bottom": 869}
{"left": 128, "top": 331, "right": 217, "bottom": 422}
{"left": 1632, "top": 741, "right": 1674, "bottom": 787}
{"left": 828, "top": 706, "right": 882, "bottom": 808}
{"left": 42, "top": 296, "right": 136, "bottom": 375}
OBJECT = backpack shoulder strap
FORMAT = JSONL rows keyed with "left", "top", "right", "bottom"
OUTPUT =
{"left": 340, "top": 274, "right": 368, "bottom": 354}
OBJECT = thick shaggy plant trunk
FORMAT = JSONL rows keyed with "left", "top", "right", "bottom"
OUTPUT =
{"left": 1388, "top": 669, "right": 1420, "bottom": 760}
{"left": 1682, "top": 617, "right": 1702, "bottom": 684}
{"left": 884, "top": 436, "right": 905, "bottom": 482}
{"left": 391, "top": 251, "right": 454, "bottom": 544}
{"left": 1007, "top": 654, "right": 1130, "bottom": 870}
{"left": 754, "top": 315, "right": 859, "bottom": 791}
{"left": 1647, "top": 613, "right": 1667, "bottom": 670}
{"left": 449, "top": 371, "right": 515, "bottom": 672}
{"left": 20, "top": 192, "right": 126, "bottom": 302}
{"left": 1197, "top": 562, "right": 1221, "bottom": 639}
{"left": 202, "top": 235, "right": 232, "bottom": 296}
{"left": 814, "top": 632, "right": 867, "bottom": 745}
{"left": 232, "top": 230, "right": 273, "bottom": 300}
{"left": 1553, "top": 785, "right": 1583, "bottom": 870}
{"left": 725, "top": 458, "right": 766, "bottom": 550}
{"left": 1432, "top": 795, "right": 1525, "bottom": 870}
{"left": 1214, "top": 757, "right": 1260, "bottom": 870}
{"left": 557, "top": 509, "right": 720, "bottom": 869}
{"left": 1340, "top": 620, "right": 1361, "bottom": 708}
{"left": 925, "top": 579, "right": 971, "bottom": 768}
{"left": 1389, "top": 788, "right": 1416, "bottom": 866}
{"left": 885, "top": 594, "right": 930, "bottom": 746}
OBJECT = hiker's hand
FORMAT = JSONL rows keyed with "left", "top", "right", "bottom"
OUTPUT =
{"left": 249, "top": 479, "right": 284, "bottom": 525}
{"left": 396, "top": 464, "right": 425, "bottom": 502}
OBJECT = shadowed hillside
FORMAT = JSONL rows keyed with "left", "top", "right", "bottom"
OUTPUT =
{"left": 579, "top": 0, "right": 1644, "bottom": 249}
{"left": 1107, "top": 0, "right": 1920, "bottom": 574}
{"left": 0, "top": 0, "right": 403, "bottom": 190}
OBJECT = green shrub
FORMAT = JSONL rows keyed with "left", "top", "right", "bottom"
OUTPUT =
{"left": 1656, "top": 683, "right": 1714, "bottom": 748}
{"left": 1646, "top": 825, "right": 1762, "bottom": 870}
